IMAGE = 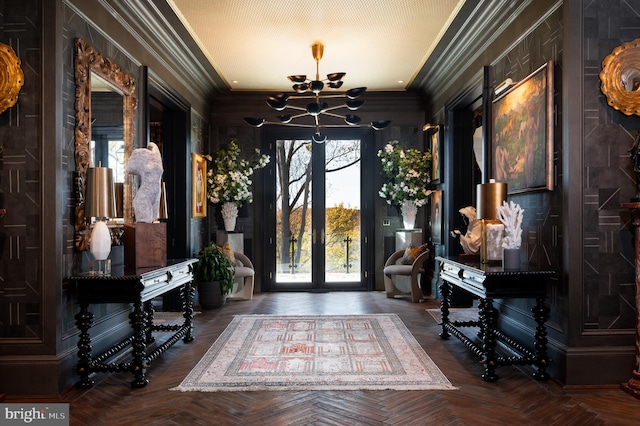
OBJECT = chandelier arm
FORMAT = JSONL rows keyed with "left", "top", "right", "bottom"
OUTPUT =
{"left": 273, "top": 122, "right": 317, "bottom": 128}
{"left": 321, "top": 111, "right": 349, "bottom": 119}
{"left": 314, "top": 94, "right": 348, "bottom": 99}
{"left": 322, "top": 104, "right": 349, "bottom": 113}
{"left": 281, "top": 105, "right": 308, "bottom": 112}
{"left": 288, "top": 112, "right": 312, "bottom": 120}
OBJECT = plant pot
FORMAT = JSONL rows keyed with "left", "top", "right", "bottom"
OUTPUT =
{"left": 197, "top": 281, "right": 226, "bottom": 309}
{"left": 221, "top": 202, "right": 238, "bottom": 232}
{"left": 401, "top": 200, "right": 418, "bottom": 230}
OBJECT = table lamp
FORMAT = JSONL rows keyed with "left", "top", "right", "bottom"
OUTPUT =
{"left": 477, "top": 179, "right": 507, "bottom": 264}
{"left": 85, "top": 166, "right": 116, "bottom": 274}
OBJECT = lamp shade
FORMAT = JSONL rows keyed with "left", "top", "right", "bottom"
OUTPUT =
{"left": 85, "top": 166, "right": 116, "bottom": 220}
{"left": 476, "top": 180, "right": 507, "bottom": 220}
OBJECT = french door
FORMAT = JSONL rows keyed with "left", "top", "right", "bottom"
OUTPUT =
{"left": 264, "top": 128, "right": 374, "bottom": 291}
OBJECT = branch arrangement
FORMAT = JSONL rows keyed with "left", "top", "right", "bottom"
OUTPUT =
{"left": 496, "top": 200, "right": 524, "bottom": 249}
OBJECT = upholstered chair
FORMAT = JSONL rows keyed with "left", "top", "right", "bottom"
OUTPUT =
{"left": 383, "top": 247, "right": 429, "bottom": 303}
{"left": 227, "top": 251, "right": 255, "bottom": 300}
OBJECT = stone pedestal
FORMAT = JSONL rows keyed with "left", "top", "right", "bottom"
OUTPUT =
{"left": 123, "top": 223, "right": 167, "bottom": 269}
{"left": 217, "top": 232, "right": 244, "bottom": 254}
{"left": 395, "top": 229, "right": 422, "bottom": 250}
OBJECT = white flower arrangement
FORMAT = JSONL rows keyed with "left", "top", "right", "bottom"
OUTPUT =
{"left": 496, "top": 200, "right": 524, "bottom": 249}
{"left": 377, "top": 141, "right": 432, "bottom": 207}
{"left": 207, "top": 139, "right": 270, "bottom": 207}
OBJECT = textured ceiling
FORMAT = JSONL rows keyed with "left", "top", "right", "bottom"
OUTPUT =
{"left": 167, "top": 0, "right": 466, "bottom": 92}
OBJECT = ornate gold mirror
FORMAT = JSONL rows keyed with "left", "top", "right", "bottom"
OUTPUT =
{"left": 74, "top": 38, "right": 137, "bottom": 250}
{"left": 600, "top": 38, "right": 640, "bottom": 115}
{"left": 0, "top": 42, "right": 24, "bottom": 114}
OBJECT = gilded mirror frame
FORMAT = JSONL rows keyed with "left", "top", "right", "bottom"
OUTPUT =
{"left": 600, "top": 38, "right": 640, "bottom": 116}
{"left": 74, "top": 38, "right": 137, "bottom": 250}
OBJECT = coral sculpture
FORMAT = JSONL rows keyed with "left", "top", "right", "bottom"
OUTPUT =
{"left": 496, "top": 200, "right": 523, "bottom": 249}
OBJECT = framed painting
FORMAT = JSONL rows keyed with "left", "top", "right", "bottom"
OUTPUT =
{"left": 430, "top": 128, "right": 442, "bottom": 184}
{"left": 192, "top": 153, "right": 207, "bottom": 218}
{"left": 429, "top": 190, "right": 442, "bottom": 244}
{"left": 492, "top": 60, "right": 554, "bottom": 194}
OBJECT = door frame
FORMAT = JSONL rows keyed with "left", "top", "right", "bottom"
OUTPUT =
{"left": 260, "top": 126, "right": 375, "bottom": 292}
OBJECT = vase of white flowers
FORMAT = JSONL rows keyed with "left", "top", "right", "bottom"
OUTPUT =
{"left": 207, "top": 139, "right": 270, "bottom": 231}
{"left": 497, "top": 200, "right": 524, "bottom": 270}
{"left": 378, "top": 141, "right": 432, "bottom": 229}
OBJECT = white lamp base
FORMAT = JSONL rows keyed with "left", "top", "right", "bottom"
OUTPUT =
{"left": 90, "top": 220, "right": 112, "bottom": 275}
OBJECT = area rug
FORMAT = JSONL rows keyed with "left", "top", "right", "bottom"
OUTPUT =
{"left": 171, "top": 314, "right": 456, "bottom": 392}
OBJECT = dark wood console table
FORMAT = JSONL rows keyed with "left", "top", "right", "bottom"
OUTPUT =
{"left": 435, "top": 256, "right": 554, "bottom": 382}
{"left": 69, "top": 258, "right": 197, "bottom": 388}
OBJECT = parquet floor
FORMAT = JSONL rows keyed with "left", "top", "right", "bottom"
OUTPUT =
{"left": 9, "top": 292, "right": 640, "bottom": 425}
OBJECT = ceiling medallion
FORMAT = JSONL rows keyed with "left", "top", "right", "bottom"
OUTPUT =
{"left": 0, "top": 42, "right": 24, "bottom": 114}
{"left": 600, "top": 38, "right": 640, "bottom": 116}
{"left": 244, "top": 41, "right": 390, "bottom": 143}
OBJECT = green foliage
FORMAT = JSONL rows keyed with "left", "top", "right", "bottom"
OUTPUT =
{"left": 377, "top": 141, "right": 432, "bottom": 207}
{"left": 194, "top": 242, "right": 235, "bottom": 295}
{"left": 207, "top": 139, "right": 270, "bottom": 206}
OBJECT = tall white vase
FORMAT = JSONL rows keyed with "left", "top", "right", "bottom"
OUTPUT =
{"left": 401, "top": 200, "right": 418, "bottom": 229}
{"left": 221, "top": 202, "right": 238, "bottom": 232}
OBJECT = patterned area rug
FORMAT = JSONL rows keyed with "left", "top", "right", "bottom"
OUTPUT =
{"left": 171, "top": 314, "right": 456, "bottom": 392}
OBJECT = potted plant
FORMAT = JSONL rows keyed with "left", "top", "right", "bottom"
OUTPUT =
{"left": 206, "top": 139, "right": 270, "bottom": 231}
{"left": 194, "top": 242, "right": 235, "bottom": 309}
{"left": 377, "top": 141, "right": 432, "bottom": 229}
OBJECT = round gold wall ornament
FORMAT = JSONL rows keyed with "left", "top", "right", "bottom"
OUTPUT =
{"left": 0, "top": 42, "right": 24, "bottom": 114}
{"left": 600, "top": 38, "right": 640, "bottom": 116}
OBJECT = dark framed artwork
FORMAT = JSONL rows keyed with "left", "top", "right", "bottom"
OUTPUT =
{"left": 430, "top": 128, "right": 442, "bottom": 184}
{"left": 492, "top": 60, "right": 554, "bottom": 194}
{"left": 192, "top": 153, "right": 207, "bottom": 218}
{"left": 429, "top": 190, "right": 442, "bottom": 244}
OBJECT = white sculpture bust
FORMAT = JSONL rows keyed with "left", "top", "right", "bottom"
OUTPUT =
{"left": 125, "top": 142, "right": 164, "bottom": 223}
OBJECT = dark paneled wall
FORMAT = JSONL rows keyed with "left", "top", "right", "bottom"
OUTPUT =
{"left": 490, "top": 6, "right": 565, "bottom": 328}
{"left": 0, "top": 2, "right": 42, "bottom": 339}
{"left": 582, "top": 0, "right": 640, "bottom": 332}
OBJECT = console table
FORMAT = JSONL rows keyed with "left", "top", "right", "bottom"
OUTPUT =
{"left": 69, "top": 258, "right": 197, "bottom": 388}
{"left": 435, "top": 256, "right": 554, "bottom": 382}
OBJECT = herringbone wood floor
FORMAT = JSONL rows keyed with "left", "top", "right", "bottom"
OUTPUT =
{"left": 10, "top": 292, "right": 640, "bottom": 425}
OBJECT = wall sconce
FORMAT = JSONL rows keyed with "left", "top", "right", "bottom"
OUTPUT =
{"left": 495, "top": 78, "right": 515, "bottom": 95}
{"left": 423, "top": 123, "right": 441, "bottom": 132}
{"left": 85, "top": 166, "right": 116, "bottom": 274}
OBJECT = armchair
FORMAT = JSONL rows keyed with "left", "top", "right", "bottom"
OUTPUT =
{"left": 383, "top": 248, "right": 429, "bottom": 303}
{"left": 227, "top": 251, "right": 255, "bottom": 300}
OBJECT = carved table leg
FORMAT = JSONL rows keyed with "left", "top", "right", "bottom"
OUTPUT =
{"left": 75, "top": 303, "right": 95, "bottom": 389}
{"left": 182, "top": 281, "right": 195, "bottom": 342}
{"left": 129, "top": 302, "right": 149, "bottom": 388}
{"left": 481, "top": 297, "right": 499, "bottom": 382}
{"left": 144, "top": 300, "right": 155, "bottom": 344}
{"left": 532, "top": 297, "right": 550, "bottom": 381}
{"left": 477, "top": 298, "right": 486, "bottom": 339}
{"left": 439, "top": 280, "right": 451, "bottom": 339}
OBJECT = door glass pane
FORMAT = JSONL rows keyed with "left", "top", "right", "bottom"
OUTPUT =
{"left": 325, "top": 139, "right": 361, "bottom": 282}
{"left": 276, "top": 139, "right": 313, "bottom": 283}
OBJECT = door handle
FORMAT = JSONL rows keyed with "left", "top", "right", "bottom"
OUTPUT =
{"left": 312, "top": 229, "right": 316, "bottom": 244}
{"left": 321, "top": 229, "right": 325, "bottom": 244}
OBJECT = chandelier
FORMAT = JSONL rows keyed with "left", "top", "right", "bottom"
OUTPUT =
{"left": 243, "top": 42, "right": 391, "bottom": 143}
